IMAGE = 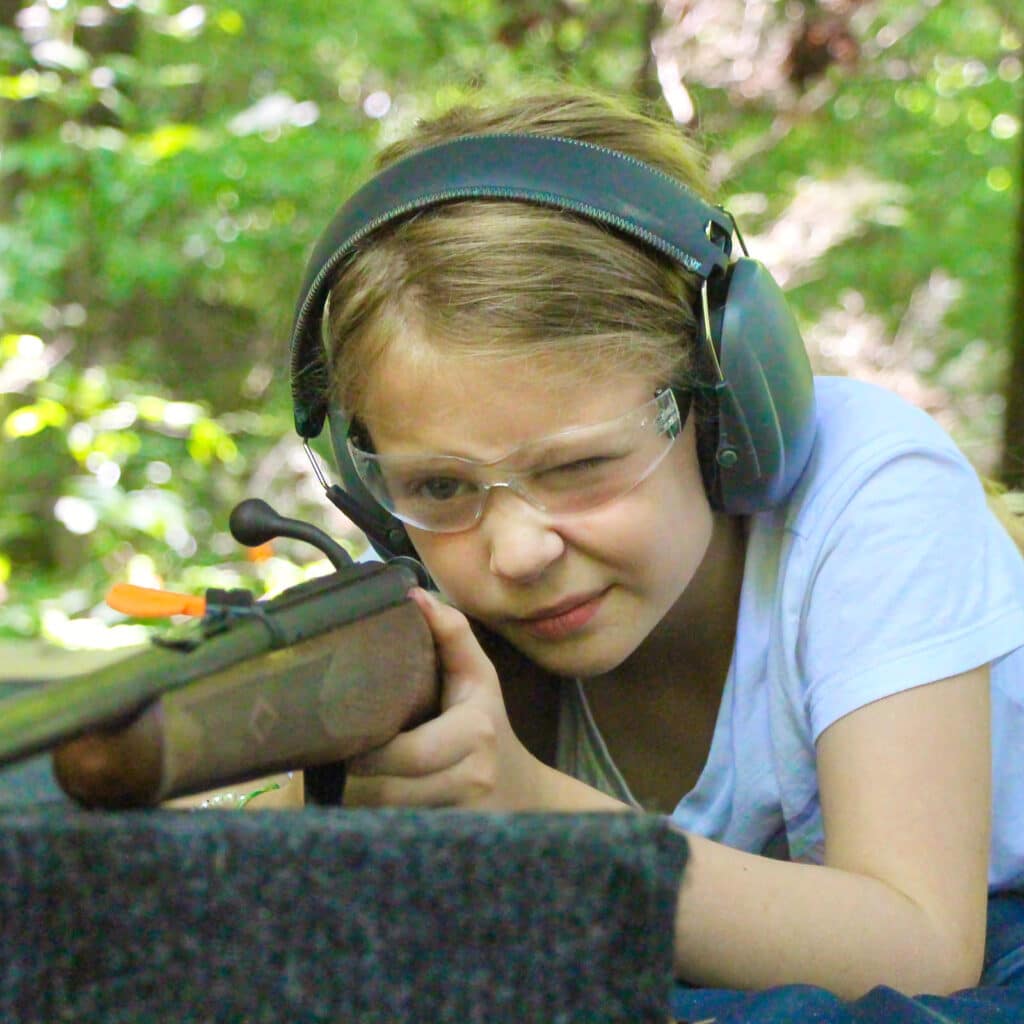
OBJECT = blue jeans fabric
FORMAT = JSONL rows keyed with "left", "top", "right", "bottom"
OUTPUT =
{"left": 670, "top": 891, "right": 1024, "bottom": 1023}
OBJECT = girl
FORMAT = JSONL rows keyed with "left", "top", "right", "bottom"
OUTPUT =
{"left": 299, "top": 85, "right": 1024, "bottom": 1017}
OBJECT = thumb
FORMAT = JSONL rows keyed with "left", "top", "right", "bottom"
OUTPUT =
{"left": 408, "top": 588, "right": 501, "bottom": 709}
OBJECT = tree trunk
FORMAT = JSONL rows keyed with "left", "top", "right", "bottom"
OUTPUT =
{"left": 999, "top": 101, "right": 1024, "bottom": 490}
{"left": 0, "top": 0, "right": 23, "bottom": 31}
{"left": 634, "top": 0, "right": 665, "bottom": 102}
{"left": 1, "top": 1, "right": 34, "bottom": 222}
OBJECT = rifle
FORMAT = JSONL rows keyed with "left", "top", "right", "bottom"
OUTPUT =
{"left": 0, "top": 499, "right": 559, "bottom": 808}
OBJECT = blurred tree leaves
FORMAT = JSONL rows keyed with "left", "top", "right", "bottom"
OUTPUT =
{"left": 0, "top": 0, "right": 1020, "bottom": 643}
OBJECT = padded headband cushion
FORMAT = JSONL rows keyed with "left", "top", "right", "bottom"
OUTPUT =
{"left": 288, "top": 133, "right": 733, "bottom": 441}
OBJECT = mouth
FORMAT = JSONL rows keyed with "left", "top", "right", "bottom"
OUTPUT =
{"left": 512, "top": 589, "right": 609, "bottom": 641}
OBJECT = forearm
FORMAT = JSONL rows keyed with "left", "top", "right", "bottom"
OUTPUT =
{"left": 674, "top": 832, "right": 984, "bottom": 999}
{"left": 529, "top": 772, "right": 981, "bottom": 997}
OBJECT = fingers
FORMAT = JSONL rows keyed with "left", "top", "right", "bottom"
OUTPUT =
{"left": 350, "top": 701, "right": 496, "bottom": 778}
{"left": 346, "top": 703, "right": 498, "bottom": 808}
{"left": 346, "top": 757, "right": 496, "bottom": 808}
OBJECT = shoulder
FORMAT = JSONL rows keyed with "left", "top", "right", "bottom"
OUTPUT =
{"left": 749, "top": 377, "right": 1024, "bottom": 740}
{"left": 809, "top": 375, "right": 956, "bottom": 450}
{"left": 781, "top": 375, "right": 977, "bottom": 537}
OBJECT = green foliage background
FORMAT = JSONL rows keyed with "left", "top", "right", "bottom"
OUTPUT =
{"left": 0, "top": 0, "right": 1021, "bottom": 646}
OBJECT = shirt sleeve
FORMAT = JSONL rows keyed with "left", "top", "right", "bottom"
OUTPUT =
{"left": 795, "top": 441, "right": 1024, "bottom": 741}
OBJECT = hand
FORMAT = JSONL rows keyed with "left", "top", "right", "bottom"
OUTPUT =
{"left": 344, "top": 588, "right": 548, "bottom": 810}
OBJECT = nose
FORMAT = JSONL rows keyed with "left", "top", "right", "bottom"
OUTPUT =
{"left": 480, "top": 487, "right": 566, "bottom": 583}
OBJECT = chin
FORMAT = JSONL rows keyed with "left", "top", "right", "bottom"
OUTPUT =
{"left": 499, "top": 627, "right": 637, "bottom": 680}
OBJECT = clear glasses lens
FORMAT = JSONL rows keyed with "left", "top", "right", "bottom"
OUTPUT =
{"left": 348, "top": 389, "right": 683, "bottom": 533}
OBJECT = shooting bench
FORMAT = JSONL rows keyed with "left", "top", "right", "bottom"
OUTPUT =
{"left": 0, "top": 679, "right": 687, "bottom": 1023}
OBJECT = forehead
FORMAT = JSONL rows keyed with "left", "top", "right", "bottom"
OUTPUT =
{"left": 360, "top": 340, "right": 656, "bottom": 458}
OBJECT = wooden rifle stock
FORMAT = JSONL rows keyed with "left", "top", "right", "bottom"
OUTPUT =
{"left": 0, "top": 560, "right": 439, "bottom": 807}
{"left": 53, "top": 598, "right": 437, "bottom": 807}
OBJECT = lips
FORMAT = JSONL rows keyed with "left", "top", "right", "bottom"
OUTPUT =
{"left": 513, "top": 589, "right": 608, "bottom": 641}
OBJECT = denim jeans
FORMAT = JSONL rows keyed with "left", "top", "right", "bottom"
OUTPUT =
{"left": 670, "top": 891, "right": 1024, "bottom": 1023}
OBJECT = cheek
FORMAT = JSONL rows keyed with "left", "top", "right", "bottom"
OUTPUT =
{"left": 619, "top": 436, "right": 714, "bottom": 589}
{"left": 551, "top": 444, "right": 712, "bottom": 586}
{"left": 653, "top": 487, "right": 714, "bottom": 597}
{"left": 405, "top": 530, "right": 483, "bottom": 606}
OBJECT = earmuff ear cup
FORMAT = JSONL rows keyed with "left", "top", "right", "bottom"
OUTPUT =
{"left": 705, "top": 258, "right": 817, "bottom": 514}
{"left": 327, "top": 407, "right": 419, "bottom": 560}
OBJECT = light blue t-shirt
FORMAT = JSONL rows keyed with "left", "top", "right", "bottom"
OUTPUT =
{"left": 559, "top": 376, "right": 1024, "bottom": 891}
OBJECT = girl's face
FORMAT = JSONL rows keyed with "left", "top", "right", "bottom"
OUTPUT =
{"left": 360, "top": 342, "right": 716, "bottom": 678}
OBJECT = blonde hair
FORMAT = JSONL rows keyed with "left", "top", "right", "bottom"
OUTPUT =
{"left": 324, "top": 86, "right": 714, "bottom": 420}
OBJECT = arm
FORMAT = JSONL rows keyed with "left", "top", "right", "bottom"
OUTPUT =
{"left": 673, "top": 666, "right": 991, "bottom": 997}
{"left": 348, "top": 596, "right": 992, "bottom": 997}
{"left": 669, "top": 442, "right": 998, "bottom": 996}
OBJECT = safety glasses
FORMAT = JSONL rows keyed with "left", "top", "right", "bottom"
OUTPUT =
{"left": 347, "top": 388, "right": 687, "bottom": 533}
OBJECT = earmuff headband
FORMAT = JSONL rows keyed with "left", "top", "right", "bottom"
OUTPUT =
{"left": 289, "top": 130, "right": 816, "bottom": 559}
{"left": 289, "top": 133, "right": 734, "bottom": 441}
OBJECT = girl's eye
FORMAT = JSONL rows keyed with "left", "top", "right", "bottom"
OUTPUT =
{"left": 554, "top": 457, "right": 609, "bottom": 474}
{"left": 409, "top": 476, "right": 474, "bottom": 502}
{"left": 539, "top": 455, "right": 618, "bottom": 480}
{"left": 532, "top": 452, "right": 630, "bottom": 494}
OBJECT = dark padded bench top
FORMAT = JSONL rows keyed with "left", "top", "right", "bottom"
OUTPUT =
{"left": 0, "top": 806, "right": 686, "bottom": 1022}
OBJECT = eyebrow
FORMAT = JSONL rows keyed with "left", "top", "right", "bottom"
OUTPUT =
{"left": 381, "top": 413, "right": 635, "bottom": 466}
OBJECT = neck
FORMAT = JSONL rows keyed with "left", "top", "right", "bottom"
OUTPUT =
{"left": 581, "top": 512, "right": 749, "bottom": 810}
{"left": 605, "top": 512, "right": 747, "bottom": 692}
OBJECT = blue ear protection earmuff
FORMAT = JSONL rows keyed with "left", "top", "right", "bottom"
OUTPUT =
{"left": 288, "top": 134, "right": 817, "bottom": 560}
